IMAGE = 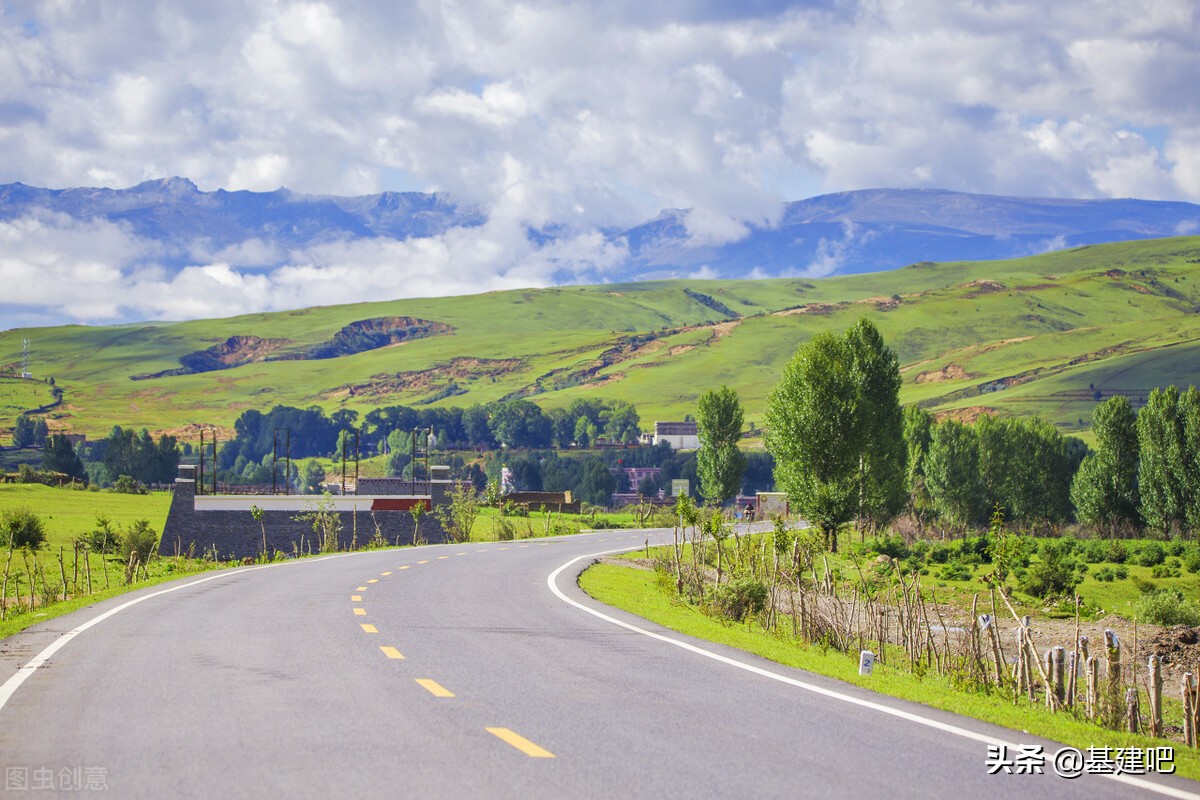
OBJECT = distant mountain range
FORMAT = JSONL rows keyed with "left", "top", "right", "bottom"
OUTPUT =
{"left": 3, "top": 178, "right": 1199, "bottom": 282}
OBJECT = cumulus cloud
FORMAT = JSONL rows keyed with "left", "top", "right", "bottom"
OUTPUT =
{"left": 0, "top": 0, "right": 1198, "bottom": 325}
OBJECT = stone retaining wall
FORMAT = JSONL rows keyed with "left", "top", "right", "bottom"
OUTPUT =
{"left": 159, "top": 465, "right": 451, "bottom": 560}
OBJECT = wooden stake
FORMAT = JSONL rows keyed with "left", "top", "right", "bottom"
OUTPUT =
{"left": 58, "top": 545, "right": 68, "bottom": 602}
{"left": 1182, "top": 673, "right": 1195, "bottom": 747}
{"left": 1085, "top": 655, "right": 1098, "bottom": 720}
{"left": 1126, "top": 687, "right": 1140, "bottom": 733}
{"left": 1148, "top": 654, "right": 1163, "bottom": 737}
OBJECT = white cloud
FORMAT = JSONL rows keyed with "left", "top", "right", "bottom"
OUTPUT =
{"left": 0, "top": 0, "right": 1198, "bottom": 325}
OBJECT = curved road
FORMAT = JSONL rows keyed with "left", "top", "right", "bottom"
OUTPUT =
{"left": 1, "top": 529, "right": 1197, "bottom": 799}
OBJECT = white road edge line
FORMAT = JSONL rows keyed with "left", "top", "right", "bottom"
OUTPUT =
{"left": 547, "top": 548, "right": 1200, "bottom": 800}
{"left": 0, "top": 552, "right": 361, "bottom": 714}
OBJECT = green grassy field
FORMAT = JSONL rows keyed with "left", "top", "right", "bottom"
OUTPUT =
{"left": 2, "top": 237, "right": 1199, "bottom": 442}
{"left": 0, "top": 483, "right": 172, "bottom": 543}
{"left": 0, "top": 483, "right": 187, "bottom": 638}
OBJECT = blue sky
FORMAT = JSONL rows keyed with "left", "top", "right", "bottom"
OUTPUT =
{"left": 0, "top": 0, "right": 1198, "bottom": 326}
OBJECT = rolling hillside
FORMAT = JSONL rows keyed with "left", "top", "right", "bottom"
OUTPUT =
{"left": 2, "top": 237, "right": 1199, "bottom": 442}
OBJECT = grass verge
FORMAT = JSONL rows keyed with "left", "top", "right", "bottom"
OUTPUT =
{"left": 579, "top": 560, "right": 1200, "bottom": 782}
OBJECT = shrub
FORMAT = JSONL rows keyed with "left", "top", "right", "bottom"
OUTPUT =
{"left": 120, "top": 519, "right": 159, "bottom": 564}
{"left": 939, "top": 562, "right": 973, "bottom": 582}
{"left": 1183, "top": 546, "right": 1200, "bottom": 573}
{"left": 708, "top": 578, "right": 768, "bottom": 622}
{"left": 1114, "top": 565, "right": 1128, "bottom": 580}
{"left": 1131, "top": 575, "right": 1157, "bottom": 594}
{"left": 1094, "top": 566, "right": 1115, "bottom": 582}
{"left": 1080, "top": 539, "right": 1109, "bottom": 564}
{"left": 1150, "top": 564, "right": 1181, "bottom": 579}
{"left": 1104, "top": 540, "right": 1128, "bottom": 564}
{"left": 928, "top": 542, "right": 951, "bottom": 564}
{"left": 78, "top": 515, "right": 120, "bottom": 553}
{"left": 866, "top": 534, "right": 909, "bottom": 560}
{"left": 0, "top": 506, "right": 47, "bottom": 549}
{"left": 1165, "top": 540, "right": 1186, "bottom": 557}
{"left": 1133, "top": 589, "right": 1200, "bottom": 627}
{"left": 111, "top": 474, "right": 148, "bottom": 495}
{"left": 958, "top": 534, "right": 991, "bottom": 562}
{"left": 1018, "top": 539, "right": 1082, "bottom": 598}
{"left": 1130, "top": 541, "right": 1165, "bottom": 567}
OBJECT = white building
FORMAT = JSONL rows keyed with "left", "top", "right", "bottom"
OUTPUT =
{"left": 653, "top": 421, "right": 699, "bottom": 450}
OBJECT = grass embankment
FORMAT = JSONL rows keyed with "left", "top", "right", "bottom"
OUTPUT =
{"left": 0, "top": 483, "right": 225, "bottom": 640}
{"left": 580, "top": 548, "right": 1200, "bottom": 782}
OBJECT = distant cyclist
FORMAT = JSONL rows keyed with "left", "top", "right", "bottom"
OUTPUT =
{"left": 744, "top": 502, "right": 755, "bottom": 523}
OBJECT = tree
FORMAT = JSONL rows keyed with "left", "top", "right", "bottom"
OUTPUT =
{"left": 577, "top": 456, "right": 617, "bottom": 506}
{"left": 462, "top": 404, "right": 496, "bottom": 448}
{"left": 601, "top": 401, "right": 641, "bottom": 444}
{"left": 924, "top": 419, "right": 981, "bottom": 531}
{"left": 976, "top": 414, "right": 1076, "bottom": 526}
{"left": 488, "top": 400, "right": 553, "bottom": 449}
{"left": 42, "top": 433, "right": 86, "bottom": 481}
{"left": 845, "top": 319, "right": 906, "bottom": 533}
{"left": 696, "top": 386, "right": 747, "bottom": 506}
{"left": 1, "top": 506, "right": 47, "bottom": 549}
{"left": 1138, "top": 386, "right": 1186, "bottom": 535}
{"left": 434, "top": 482, "right": 480, "bottom": 543}
{"left": 765, "top": 330, "right": 862, "bottom": 552}
{"left": 1178, "top": 386, "right": 1200, "bottom": 535}
{"left": 902, "top": 405, "right": 935, "bottom": 531}
{"left": 302, "top": 460, "right": 327, "bottom": 494}
{"left": 12, "top": 414, "right": 48, "bottom": 448}
{"left": 1071, "top": 396, "right": 1140, "bottom": 533}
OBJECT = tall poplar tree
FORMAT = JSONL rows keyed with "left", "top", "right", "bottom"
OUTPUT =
{"left": 696, "top": 386, "right": 747, "bottom": 506}
{"left": 765, "top": 319, "right": 903, "bottom": 551}
{"left": 1071, "top": 395, "right": 1140, "bottom": 534}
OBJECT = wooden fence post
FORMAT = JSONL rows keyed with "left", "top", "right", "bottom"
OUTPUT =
{"left": 1126, "top": 687, "right": 1140, "bottom": 734}
{"left": 1085, "top": 656, "right": 1098, "bottom": 720}
{"left": 1184, "top": 673, "right": 1199, "bottom": 748}
{"left": 1149, "top": 654, "right": 1163, "bottom": 738}
{"left": 1050, "top": 646, "right": 1066, "bottom": 708}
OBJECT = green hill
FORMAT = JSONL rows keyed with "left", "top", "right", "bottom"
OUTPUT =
{"left": 3, "top": 237, "right": 1199, "bottom": 442}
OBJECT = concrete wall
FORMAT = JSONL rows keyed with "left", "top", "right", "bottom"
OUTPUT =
{"left": 160, "top": 465, "right": 451, "bottom": 560}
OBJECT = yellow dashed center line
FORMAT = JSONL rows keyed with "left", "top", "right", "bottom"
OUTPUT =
{"left": 485, "top": 727, "right": 555, "bottom": 758}
{"left": 456, "top": 552, "right": 468, "bottom": 556}
{"left": 381, "top": 571, "right": 393, "bottom": 576}
{"left": 360, "top": 624, "right": 378, "bottom": 633}
{"left": 437, "top": 555, "right": 449, "bottom": 560}
{"left": 353, "top": 608, "right": 367, "bottom": 616}
{"left": 380, "top": 646, "right": 405, "bottom": 660}
{"left": 357, "top": 586, "right": 368, "bottom": 592}
{"left": 351, "top": 595, "right": 362, "bottom": 602}
{"left": 399, "top": 565, "right": 411, "bottom": 570}
{"left": 519, "top": 544, "right": 530, "bottom": 548}
{"left": 367, "top": 579, "right": 379, "bottom": 584}
{"left": 415, "top": 679, "right": 455, "bottom": 697}
{"left": 417, "top": 560, "right": 430, "bottom": 565}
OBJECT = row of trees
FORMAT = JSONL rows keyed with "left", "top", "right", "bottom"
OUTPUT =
{"left": 759, "top": 317, "right": 1200, "bottom": 544}
{"left": 36, "top": 426, "right": 183, "bottom": 488}
{"left": 906, "top": 411, "right": 1086, "bottom": 530}
{"left": 1073, "top": 388, "right": 1200, "bottom": 536}
{"left": 218, "top": 398, "right": 643, "bottom": 473}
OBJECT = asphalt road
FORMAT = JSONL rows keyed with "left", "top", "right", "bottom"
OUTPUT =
{"left": 1, "top": 528, "right": 1197, "bottom": 799}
